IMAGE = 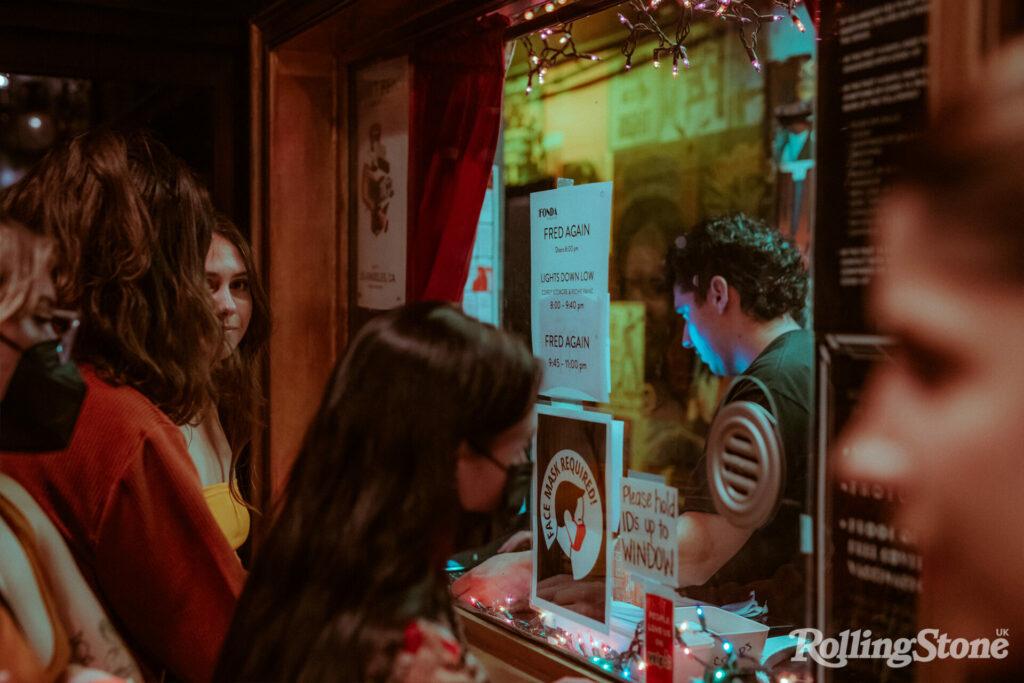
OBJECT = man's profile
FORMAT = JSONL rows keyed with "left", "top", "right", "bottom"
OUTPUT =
{"left": 671, "top": 213, "right": 811, "bottom": 622}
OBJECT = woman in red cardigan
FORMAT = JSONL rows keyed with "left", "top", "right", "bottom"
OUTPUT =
{"left": 0, "top": 130, "right": 245, "bottom": 682}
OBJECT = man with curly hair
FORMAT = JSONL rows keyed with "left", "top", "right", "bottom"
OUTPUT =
{"left": 670, "top": 213, "right": 811, "bottom": 621}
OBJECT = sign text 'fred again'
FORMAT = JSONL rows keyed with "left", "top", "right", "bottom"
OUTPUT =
{"left": 541, "top": 223, "right": 592, "bottom": 240}
{"left": 544, "top": 335, "right": 591, "bottom": 349}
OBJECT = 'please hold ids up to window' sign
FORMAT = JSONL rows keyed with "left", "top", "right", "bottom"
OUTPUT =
{"left": 620, "top": 475, "right": 678, "bottom": 587}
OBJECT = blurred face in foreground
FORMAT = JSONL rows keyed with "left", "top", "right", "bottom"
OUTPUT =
{"left": 839, "top": 190, "right": 1024, "bottom": 652}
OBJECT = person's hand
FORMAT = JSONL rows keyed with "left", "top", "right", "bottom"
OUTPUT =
{"left": 451, "top": 551, "right": 531, "bottom": 609}
{"left": 496, "top": 530, "right": 531, "bottom": 554}
{"left": 535, "top": 574, "right": 606, "bottom": 621}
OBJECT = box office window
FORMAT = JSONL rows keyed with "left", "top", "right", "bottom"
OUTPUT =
{"left": 490, "top": 0, "right": 817, "bottom": 640}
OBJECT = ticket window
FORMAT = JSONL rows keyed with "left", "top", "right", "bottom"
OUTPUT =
{"left": 495, "top": 0, "right": 818, "bottom": 633}
{"left": 247, "top": 2, "right": 1024, "bottom": 680}
{"left": 250, "top": 0, "right": 818, "bottom": 670}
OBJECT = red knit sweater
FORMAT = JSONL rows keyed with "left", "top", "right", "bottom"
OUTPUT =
{"left": 0, "top": 366, "right": 245, "bottom": 682}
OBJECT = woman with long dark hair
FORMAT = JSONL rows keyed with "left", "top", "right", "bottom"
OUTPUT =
{"left": 182, "top": 214, "right": 270, "bottom": 554}
{"left": 0, "top": 130, "right": 244, "bottom": 681}
{"left": 216, "top": 302, "right": 541, "bottom": 682}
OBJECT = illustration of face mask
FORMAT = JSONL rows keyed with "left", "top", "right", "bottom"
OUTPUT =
{"left": 571, "top": 519, "right": 586, "bottom": 551}
{"left": 563, "top": 497, "right": 587, "bottom": 553}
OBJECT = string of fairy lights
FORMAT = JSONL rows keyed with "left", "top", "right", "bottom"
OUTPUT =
{"left": 465, "top": 595, "right": 646, "bottom": 677}
{"left": 675, "top": 604, "right": 786, "bottom": 683}
{"left": 518, "top": 0, "right": 809, "bottom": 94}
{"left": 464, "top": 596, "right": 800, "bottom": 681}
{"left": 520, "top": 23, "right": 600, "bottom": 93}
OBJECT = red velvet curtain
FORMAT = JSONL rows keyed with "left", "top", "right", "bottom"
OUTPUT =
{"left": 407, "top": 15, "right": 510, "bottom": 303}
{"left": 804, "top": 0, "right": 820, "bottom": 32}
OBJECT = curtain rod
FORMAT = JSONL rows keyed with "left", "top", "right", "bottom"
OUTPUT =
{"left": 503, "top": 0, "right": 624, "bottom": 41}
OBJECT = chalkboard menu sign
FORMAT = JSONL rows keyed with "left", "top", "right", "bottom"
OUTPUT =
{"left": 814, "top": 0, "right": 930, "bottom": 333}
{"left": 820, "top": 338, "right": 919, "bottom": 683}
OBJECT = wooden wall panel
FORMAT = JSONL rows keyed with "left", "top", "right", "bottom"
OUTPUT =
{"left": 267, "top": 48, "right": 341, "bottom": 496}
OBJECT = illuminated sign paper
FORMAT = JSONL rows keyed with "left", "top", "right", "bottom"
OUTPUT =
{"left": 530, "top": 182, "right": 612, "bottom": 402}
{"left": 532, "top": 405, "right": 620, "bottom": 633}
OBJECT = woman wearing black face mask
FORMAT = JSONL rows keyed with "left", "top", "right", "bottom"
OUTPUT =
{"left": 448, "top": 442, "right": 535, "bottom": 574}
{"left": 215, "top": 302, "right": 541, "bottom": 683}
{"left": 0, "top": 220, "right": 143, "bottom": 681}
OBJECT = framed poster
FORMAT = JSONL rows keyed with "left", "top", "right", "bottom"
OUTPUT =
{"left": 532, "top": 404, "right": 617, "bottom": 633}
{"left": 355, "top": 56, "right": 409, "bottom": 310}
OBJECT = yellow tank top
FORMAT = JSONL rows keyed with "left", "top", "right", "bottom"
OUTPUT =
{"left": 202, "top": 481, "right": 251, "bottom": 550}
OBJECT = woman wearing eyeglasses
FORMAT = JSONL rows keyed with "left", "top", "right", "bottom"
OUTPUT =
{"left": 0, "top": 220, "right": 143, "bottom": 682}
{"left": 0, "top": 130, "right": 244, "bottom": 682}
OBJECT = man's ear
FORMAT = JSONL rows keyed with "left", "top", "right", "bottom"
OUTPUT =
{"left": 709, "top": 275, "right": 729, "bottom": 314}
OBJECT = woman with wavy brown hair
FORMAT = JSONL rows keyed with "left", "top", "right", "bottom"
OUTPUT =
{"left": 0, "top": 129, "right": 244, "bottom": 682}
{"left": 181, "top": 213, "right": 270, "bottom": 557}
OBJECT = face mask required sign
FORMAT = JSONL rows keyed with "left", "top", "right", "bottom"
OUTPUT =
{"left": 530, "top": 182, "right": 612, "bottom": 403}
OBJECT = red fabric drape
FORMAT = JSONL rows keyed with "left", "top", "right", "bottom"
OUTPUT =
{"left": 408, "top": 15, "right": 509, "bottom": 303}
{"left": 804, "top": 0, "right": 820, "bottom": 32}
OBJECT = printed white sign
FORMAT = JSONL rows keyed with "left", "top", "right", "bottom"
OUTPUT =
{"left": 356, "top": 56, "right": 409, "bottom": 309}
{"left": 619, "top": 475, "right": 679, "bottom": 586}
{"left": 532, "top": 404, "right": 619, "bottom": 634}
{"left": 530, "top": 182, "right": 612, "bottom": 402}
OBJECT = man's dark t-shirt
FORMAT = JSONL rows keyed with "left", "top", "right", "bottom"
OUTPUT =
{"left": 680, "top": 329, "right": 813, "bottom": 618}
